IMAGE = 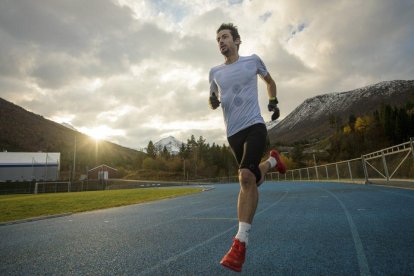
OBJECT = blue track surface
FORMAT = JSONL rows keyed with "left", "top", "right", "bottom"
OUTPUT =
{"left": 1, "top": 182, "right": 414, "bottom": 275}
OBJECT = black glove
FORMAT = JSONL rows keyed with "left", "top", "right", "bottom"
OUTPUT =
{"left": 271, "top": 107, "right": 280, "bottom": 121}
{"left": 268, "top": 97, "right": 280, "bottom": 121}
{"left": 268, "top": 97, "right": 278, "bottom": 112}
{"left": 209, "top": 93, "right": 221, "bottom": 110}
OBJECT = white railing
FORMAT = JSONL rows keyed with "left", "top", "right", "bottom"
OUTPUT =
{"left": 268, "top": 138, "right": 414, "bottom": 186}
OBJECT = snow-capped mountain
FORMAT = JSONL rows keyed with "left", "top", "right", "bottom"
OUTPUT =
{"left": 268, "top": 80, "right": 414, "bottom": 144}
{"left": 154, "top": 136, "right": 183, "bottom": 155}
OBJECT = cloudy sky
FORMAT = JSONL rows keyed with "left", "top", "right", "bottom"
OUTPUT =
{"left": 1, "top": 0, "right": 413, "bottom": 150}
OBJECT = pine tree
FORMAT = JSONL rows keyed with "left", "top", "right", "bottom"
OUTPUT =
{"left": 161, "top": 146, "right": 170, "bottom": 160}
{"left": 146, "top": 140, "right": 156, "bottom": 159}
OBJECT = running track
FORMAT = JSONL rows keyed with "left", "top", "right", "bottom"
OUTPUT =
{"left": 1, "top": 182, "right": 413, "bottom": 275}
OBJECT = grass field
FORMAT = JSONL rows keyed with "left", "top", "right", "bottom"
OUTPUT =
{"left": 0, "top": 187, "right": 203, "bottom": 223}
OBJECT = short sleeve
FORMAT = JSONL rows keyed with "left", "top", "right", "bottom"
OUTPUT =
{"left": 254, "top": 54, "right": 268, "bottom": 78}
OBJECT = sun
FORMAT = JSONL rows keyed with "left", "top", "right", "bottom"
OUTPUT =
{"left": 83, "top": 126, "right": 109, "bottom": 141}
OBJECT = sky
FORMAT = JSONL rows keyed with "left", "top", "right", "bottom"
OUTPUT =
{"left": 1, "top": 0, "right": 413, "bottom": 151}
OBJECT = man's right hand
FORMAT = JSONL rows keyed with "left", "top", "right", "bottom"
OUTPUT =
{"left": 209, "top": 93, "right": 221, "bottom": 110}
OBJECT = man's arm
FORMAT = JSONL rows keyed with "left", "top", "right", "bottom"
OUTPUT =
{"left": 209, "top": 69, "right": 220, "bottom": 110}
{"left": 209, "top": 92, "right": 221, "bottom": 110}
{"left": 261, "top": 73, "right": 280, "bottom": 120}
{"left": 262, "top": 73, "right": 277, "bottom": 99}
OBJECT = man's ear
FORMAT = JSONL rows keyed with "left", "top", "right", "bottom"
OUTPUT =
{"left": 235, "top": 38, "right": 241, "bottom": 46}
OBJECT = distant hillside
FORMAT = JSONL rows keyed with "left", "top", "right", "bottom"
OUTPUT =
{"left": 268, "top": 80, "right": 414, "bottom": 144}
{"left": 0, "top": 98, "right": 145, "bottom": 179}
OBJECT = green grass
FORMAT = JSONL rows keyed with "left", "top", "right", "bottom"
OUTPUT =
{"left": 0, "top": 188, "right": 203, "bottom": 223}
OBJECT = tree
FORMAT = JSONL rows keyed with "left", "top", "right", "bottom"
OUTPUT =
{"left": 348, "top": 114, "right": 357, "bottom": 130}
{"left": 329, "top": 114, "right": 342, "bottom": 130}
{"left": 355, "top": 116, "right": 372, "bottom": 133}
{"left": 395, "top": 108, "right": 409, "bottom": 143}
{"left": 343, "top": 125, "right": 352, "bottom": 135}
{"left": 178, "top": 143, "right": 189, "bottom": 159}
{"left": 291, "top": 144, "right": 305, "bottom": 167}
{"left": 146, "top": 140, "right": 156, "bottom": 159}
{"left": 161, "top": 146, "right": 171, "bottom": 160}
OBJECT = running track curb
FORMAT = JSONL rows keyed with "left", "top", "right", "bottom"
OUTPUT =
{"left": 0, "top": 213, "right": 73, "bottom": 226}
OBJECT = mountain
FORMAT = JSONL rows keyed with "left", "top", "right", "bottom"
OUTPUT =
{"left": 0, "top": 97, "right": 145, "bottom": 177}
{"left": 265, "top": 119, "right": 280, "bottom": 130}
{"left": 154, "top": 136, "right": 183, "bottom": 155}
{"left": 268, "top": 80, "right": 414, "bottom": 144}
{"left": 61, "top": 122, "right": 77, "bottom": 131}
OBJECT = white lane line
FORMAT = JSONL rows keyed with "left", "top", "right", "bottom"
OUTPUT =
{"left": 139, "top": 206, "right": 220, "bottom": 232}
{"left": 256, "top": 191, "right": 289, "bottom": 216}
{"left": 321, "top": 188, "right": 371, "bottom": 276}
{"left": 184, "top": 217, "right": 238, "bottom": 221}
{"left": 138, "top": 190, "right": 289, "bottom": 276}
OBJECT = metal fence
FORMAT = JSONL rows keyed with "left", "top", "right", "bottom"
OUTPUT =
{"left": 6, "top": 139, "right": 412, "bottom": 194}
{"left": 268, "top": 138, "right": 414, "bottom": 188}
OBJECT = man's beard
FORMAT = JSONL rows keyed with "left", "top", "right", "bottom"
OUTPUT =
{"left": 221, "top": 47, "right": 230, "bottom": 56}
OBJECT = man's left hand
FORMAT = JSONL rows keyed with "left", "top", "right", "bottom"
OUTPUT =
{"left": 268, "top": 97, "right": 278, "bottom": 112}
{"left": 271, "top": 107, "right": 280, "bottom": 121}
{"left": 268, "top": 97, "right": 280, "bottom": 121}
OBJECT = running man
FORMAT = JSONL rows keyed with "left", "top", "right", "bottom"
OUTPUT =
{"left": 209, "top": 23, "right": 287, "bottom": 272}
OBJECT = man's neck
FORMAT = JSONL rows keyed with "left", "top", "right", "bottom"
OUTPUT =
{"left": 224, "top": 53, "right": 239, "bottom": 65}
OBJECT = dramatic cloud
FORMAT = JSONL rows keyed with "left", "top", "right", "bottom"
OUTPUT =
{"left": 0, "top": 0, "right": 413, "bottom": 149}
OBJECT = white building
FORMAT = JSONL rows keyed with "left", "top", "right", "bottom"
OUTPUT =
{"left": 0, "top": 152, "right": 60, "bottom": 182}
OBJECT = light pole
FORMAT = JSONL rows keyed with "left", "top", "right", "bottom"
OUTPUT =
{"left": 70, "top": 135, "right": 77, "bottom": 192}
{"left": 183, "top": 159, "right": 186, "bottom": 181}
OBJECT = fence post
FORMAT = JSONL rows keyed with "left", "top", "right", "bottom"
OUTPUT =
{"left": 410, "top": 137, "right": 414, "bottom": 161}
{"left": 325, "top": 165, "right": 329, "bottom": 180}
{"left": 348, "top": 161, "right": 353, "bottom": 181}
{"left": 307, "top": 168, "right": 310, "bottom": 180}
{"left": 299, "top": 169, "right": 302, "bottom": 181}
{"left": 361, "top": 155, "right": 369, "bottom": 184}
{"left": 381, "top": 151, "right": 390, "bottom": 182}
{"left": 34, "top": 182, "right": 38, "bottom": 194}
{"left": 336, "top": 163, "right": 339, "bottom": 181}
{"left": 313, "top": 153, "right": 319, "bottom": 180}
{"left": 292, "top": 170, "right": 295, "bottom": 181}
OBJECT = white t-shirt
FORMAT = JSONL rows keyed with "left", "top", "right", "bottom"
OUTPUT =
{"left": 209, "top": 54, "right": 268, "bottom": 137}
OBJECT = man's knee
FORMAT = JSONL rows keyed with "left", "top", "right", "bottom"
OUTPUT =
{"left": 239, "top": 168, "right": 260, "bottom": 188}
{"left": 240, "top": 164, "right": 261, "bottom": 184}
{"left": 239, "top": 169, "right": 253, "bottom": 184}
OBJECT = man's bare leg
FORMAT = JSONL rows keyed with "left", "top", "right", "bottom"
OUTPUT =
{"left": 257, "top": 160, "right": 272, "bottom": 186}
{"left": 237, "top": 157, "right": 275, "bottom": 224}
{"left": 257, "top": 150, "right": 286, "bottom": 186}
{"left": 237, "top": 168, "right": 258, "bottom": 224}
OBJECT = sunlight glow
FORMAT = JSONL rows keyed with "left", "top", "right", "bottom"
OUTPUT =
{"left": 79, "top": 125, "right": 126, "bottom": 141}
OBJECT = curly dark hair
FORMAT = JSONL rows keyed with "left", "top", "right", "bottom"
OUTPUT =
{"left": 217, "top": 23, "right": 241, "bottom": 49}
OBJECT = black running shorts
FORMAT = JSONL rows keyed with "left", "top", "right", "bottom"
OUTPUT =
{"left": 227, "top": 123, "right": 267, "bottom": 183}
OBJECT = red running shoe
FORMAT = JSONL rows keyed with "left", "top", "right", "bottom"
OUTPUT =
{"left": 270, "top": 149, "right": 287, "bottom": 174}
{"left": 220, "top": 238, "right": 246, "bottom": 272}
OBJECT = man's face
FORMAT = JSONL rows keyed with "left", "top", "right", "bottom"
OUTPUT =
{"left": 216, "top": 29, "right": 239, "bottom": 56}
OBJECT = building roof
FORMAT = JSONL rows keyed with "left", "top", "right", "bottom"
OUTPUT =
{"left": 0, "top": 152, "right": 60, "bottom": 165}
{"left": 88, "top": 164, "right": 118, "bottom": 172}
